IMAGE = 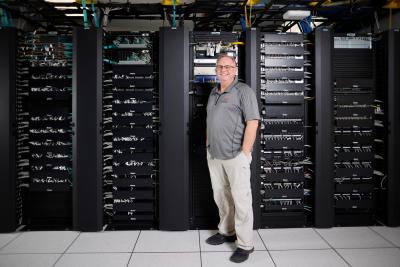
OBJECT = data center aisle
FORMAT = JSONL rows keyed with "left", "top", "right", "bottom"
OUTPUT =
{"left": 0, "top": 226, "right": 399, "bottom": 267}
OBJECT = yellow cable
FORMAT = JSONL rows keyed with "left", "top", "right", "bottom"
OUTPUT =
{"left": 249, "top": 2, "right": 252, "bottom": 27}
{"left": 231, "top": 41, "right": 245, "bottom": 45}
{"left": 244, "top": 4, "right": 249, "bottom": 27}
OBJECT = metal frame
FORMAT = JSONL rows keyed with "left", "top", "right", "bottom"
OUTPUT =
{"left": 72, "top": 27, "right": 103, "bottom": 231}
{"left": 245, "top": 27, "right": 261, "bottom": 229}
{"left": 314, "top": 27, "right": 334, "bottom": 228}
{"left": 386, "top": 29, "right": 400, "bottom": 226}
{"left": 0, "top": 28, "right": 17, "bottom": 232}
{"left": 159, "top": 27, "right": 190, "bottom": 230}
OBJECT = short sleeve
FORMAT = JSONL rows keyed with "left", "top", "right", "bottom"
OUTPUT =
{"left": 239, "top": 84, "right": 260, "bottom": 121}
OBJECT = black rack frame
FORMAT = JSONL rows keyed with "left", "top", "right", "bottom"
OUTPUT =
{"left": 0, "top": 28, "right": 17, "bottom": 232}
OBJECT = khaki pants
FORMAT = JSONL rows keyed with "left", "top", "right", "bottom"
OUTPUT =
{"left": 207, "top": 150, "right": 254, "bottom": 250}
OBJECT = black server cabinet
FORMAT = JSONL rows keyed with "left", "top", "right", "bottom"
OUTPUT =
{"left": 15, "top": 32, "right": 74, "bottom": 229}
{"left": 375, "top": 29, "right": 400, "bottom": 226}
{"left": 188, "top": 31, "right": 241, "bottom": 229}
{"left": 0, "top": 28, "right": 17, "bottom": 232}
{"left": 314, "top": 27, "right": 334, "bottom": 228}
{"left": 73, "top": 28, "right": 103, "bottom": 231}
{"left": 103, "top": 31, "right": 159, "bottom": 229}
{"left": 258, "top": 32, "right": 311, "bottom": 228}
{"left": 159, "top": 27, "right": 190, "bottom": 230}
{"left": 332, "top": 34, "right": 376, "bottom": 226}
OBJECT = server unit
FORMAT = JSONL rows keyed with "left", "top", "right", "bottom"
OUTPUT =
{"left": 258, "top": 32, "right": 312, "bottom": 227}
{"left": 103, "top": 32, "right": 159, "bottom": 229}
{"left": 189, "top": 31, "right": 241, "bottom": 229}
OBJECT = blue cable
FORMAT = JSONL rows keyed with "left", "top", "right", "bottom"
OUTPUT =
{"left": 82, "top": 0, "right": 89, "bottom": 29}
{"left": 239, "top": 15, "right": 246, "bottom": 31}
{"left": 172, "top": 0, "right": 176, "bottom": 29}
{"left": 0, "top": 0, "right": 10, "bottom": 27}
{"left": 91, "top": 1, "right": 100, "bottom": 28}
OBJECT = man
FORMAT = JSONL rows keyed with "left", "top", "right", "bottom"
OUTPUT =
{"left": 206, "top": 54, "right": 260, "bottom": 263}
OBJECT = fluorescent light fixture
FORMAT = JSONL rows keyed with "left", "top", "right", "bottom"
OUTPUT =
{"left": 45, "top": 0, "right": 76, "bottom": 3}
{"left": 54, "top": 6, "right": 78, "bottom": 10}
{"left": 65, "top": 13, "right": 84, "bottom": 17}
{"left": 283, "top": 10, "right": 311, "bottom": 21}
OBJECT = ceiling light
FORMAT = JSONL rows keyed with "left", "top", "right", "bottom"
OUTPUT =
{"left": 65, "top": 13, "right": 84, "bottom": 17}
{"left": 283, "top": 10, "right": 311, "bottom": 21}
{"left": 54, "top": 6, "right": 78, "bottom": 10}
{"left": 45, "top": 0, "right": 76, "bottom": 3}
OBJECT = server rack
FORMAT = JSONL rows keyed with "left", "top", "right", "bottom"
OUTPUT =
{"left": 188, "top": 31, "right": 241, "bottom": 229}
{"left": 103, "top": 32, "right": 159, "bottom": 229}
{"left": 258, "top": 32, "right": 311, "bottom": 227}
{"left": 17, "top": 31, "right": 72, "bottom": 228}
{"left": 332, "top": 34, "right": 376, "bottom": 226}
{"left": 16, "top": 32, "right": 73, "bottom": 229}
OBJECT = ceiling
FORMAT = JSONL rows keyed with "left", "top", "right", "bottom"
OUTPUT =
{"left": 0, "top": 0, "right": 395, "bottom": 32}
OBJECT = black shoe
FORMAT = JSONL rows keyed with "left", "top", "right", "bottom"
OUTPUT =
{"left": 229, "top": 247, "right": 254, "bottom": 263}
{"left": 205, "top": 233, "right": 237, "bottom": 245}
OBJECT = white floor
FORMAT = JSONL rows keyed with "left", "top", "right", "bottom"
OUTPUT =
{"left": 0, "top": 226, "right": 399, "bottom": 267}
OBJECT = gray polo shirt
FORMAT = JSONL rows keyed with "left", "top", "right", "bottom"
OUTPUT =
{"left": 206, "top": 80, "right": 260, "bottom": 160}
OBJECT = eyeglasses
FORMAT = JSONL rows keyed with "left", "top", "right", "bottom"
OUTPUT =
{"left": 215, "top": 65, "right": 236, "bottom": 71}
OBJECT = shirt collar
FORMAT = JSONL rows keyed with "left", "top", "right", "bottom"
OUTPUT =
{"left": 211, "top": 77, "right": 238, "bottom": 95}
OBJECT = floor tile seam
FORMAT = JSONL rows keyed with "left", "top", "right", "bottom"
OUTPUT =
{"left": 268, "top": 248, "right": 342, "bottom": 252}
{"left": 368, "top": 226, "right": 399, "bottom": 247}
{"left": 0, "top": 252, "right": 63, "bottom": 255}
{"left": 51, "top": 232, "right": 81, "bottom": 267}
{"left": 0, "top": 232, "right": 23, "bottom": 251}
{"left": 257, "top": 229, "right": 277, "bottom": 267}
{"left": 311, "top": 228, "right": 335, "bottom": 248}
{"left": 201, "top": 248, "right": 267, "bottom": 252}
{"left": 64, "top": 251, "right": 133, "bottom": 254}
{"left": 334, "top": 246, "right": 400, "bottom": 250}
{"left": 312, "top": 228, "right": 352, "bottom": 267}
{"left": 132, "top": 251, "right": 203, "bottom": 253}
{"left": 198, "top": 230, "right": 203, "bottom": 267}
{"left": 126, "top": 230, "right": 141, "bottom": 267}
